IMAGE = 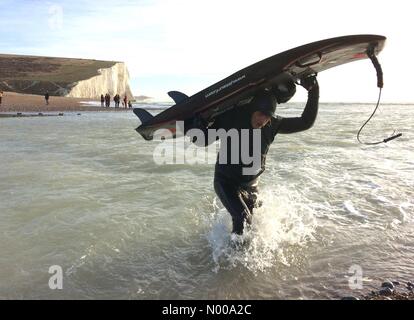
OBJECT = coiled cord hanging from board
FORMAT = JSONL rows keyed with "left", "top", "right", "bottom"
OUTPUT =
{"left": 356, "top": 44, "right": 402, "bottom": 145}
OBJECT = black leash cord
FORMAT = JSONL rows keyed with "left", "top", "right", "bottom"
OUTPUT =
{"left": 356, "top": 45, "right": 402, "bottom": 145}
{"left": 356, "top": 88, "right": 402, "bottom": 145}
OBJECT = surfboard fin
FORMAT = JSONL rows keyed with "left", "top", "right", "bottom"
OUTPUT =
{"left": 133, "top": 108, "right": 153, "bottom": 125}
{"left": 168, "top": 91, "right": 189, "bottom": 104}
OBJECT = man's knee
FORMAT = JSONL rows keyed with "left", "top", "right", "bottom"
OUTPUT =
{"left": 214, "top": 178, "right": 253, "bottom": 235}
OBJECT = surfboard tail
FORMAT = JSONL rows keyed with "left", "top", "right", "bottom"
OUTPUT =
{"left": 133, "top": 108, "right": 153, "bottom": 125}
{"left": 133, "top": 108, "right": 155, "bottom": 140}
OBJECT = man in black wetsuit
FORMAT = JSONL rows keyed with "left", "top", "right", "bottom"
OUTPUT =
{"left": 185, "top": 75, "right": 319, "bottom": 235}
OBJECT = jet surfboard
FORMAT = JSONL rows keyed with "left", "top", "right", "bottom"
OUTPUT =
{"left": 134, "top": 34, "right": 386, "bottom": 141}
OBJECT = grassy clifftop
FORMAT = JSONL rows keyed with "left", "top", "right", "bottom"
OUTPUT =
{"left": 0, "top": 54, "right": 117, "bottom": 83}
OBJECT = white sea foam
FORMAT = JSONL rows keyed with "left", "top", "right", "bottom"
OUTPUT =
{"left": 206, "top": 186, "right": 317, "bottom": 274}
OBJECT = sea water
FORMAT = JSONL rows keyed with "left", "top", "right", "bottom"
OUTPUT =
{"left": 0, "top": 103, "right": 413, "bottom": 299}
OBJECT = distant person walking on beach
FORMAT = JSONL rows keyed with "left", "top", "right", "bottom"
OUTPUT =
{"left": 123, "top": 95, "right": 128, "bottom": 109}
{"left": 128, "top": 101, "right": 133, "bottom": 108}
{"left": 114, "top": 94, "right": 121, "bottom": 108}
{"left": 0, "top": 91, "right": 3, "bottom": 107}
{"left": 45, "top": 92, "right": 50, "bottom": 105}
{"left": 101, "top": 94, "right": 105, "bottom": 107}
{"left": 105, "top": 93, "right": 110, "bottom": 107}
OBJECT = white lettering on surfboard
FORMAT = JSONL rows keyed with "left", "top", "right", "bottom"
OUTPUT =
{"left": 205, "top": 75, "right": 246, "bottom": 99}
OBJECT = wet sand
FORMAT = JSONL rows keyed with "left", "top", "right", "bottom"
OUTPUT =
{"left": 0, "top": 91, "right": 131, "bottom": 112}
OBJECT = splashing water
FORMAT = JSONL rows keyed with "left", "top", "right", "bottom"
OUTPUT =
{"left": 206, "top": 185, "right": 318, "bottom": 274}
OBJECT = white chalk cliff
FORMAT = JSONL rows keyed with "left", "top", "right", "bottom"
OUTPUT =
{"left": 66, "top": 62, "right": 133, "bottom": 99}
{"left": 0, "top": 54, "right": 134, "bottom": 99}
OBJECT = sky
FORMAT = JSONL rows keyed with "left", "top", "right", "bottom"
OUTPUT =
{"left": 0, "top": 0, "right": 413, "bottom": 103}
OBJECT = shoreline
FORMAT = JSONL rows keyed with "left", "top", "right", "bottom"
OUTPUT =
{"left": 0, "top": 91, "right": 133, "bottom": 112}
